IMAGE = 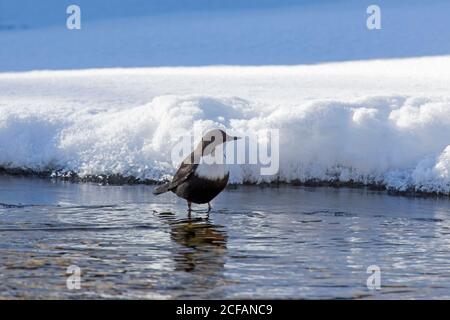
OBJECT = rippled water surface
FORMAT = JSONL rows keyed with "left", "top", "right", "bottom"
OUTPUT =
{"left": 0, "top": 175, "right": 449, "bottom": 299}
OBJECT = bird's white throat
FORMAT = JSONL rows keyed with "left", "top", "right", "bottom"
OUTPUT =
{"left": 195, "top": 155, "right": 228, "bottom": 180}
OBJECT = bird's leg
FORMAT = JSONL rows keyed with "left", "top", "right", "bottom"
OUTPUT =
{"left": 207, "top": 202, "right": 212, "bottom": 212}
{"left": 187, "top": 201, "right": 192, "bottom": 213}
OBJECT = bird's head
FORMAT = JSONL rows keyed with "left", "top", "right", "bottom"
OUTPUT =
{"left": 198, "top": 129, "right": 240, "bottom": 156}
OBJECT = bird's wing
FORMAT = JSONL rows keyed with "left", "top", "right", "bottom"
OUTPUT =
{"left": 167, "top": 162, "right": 198, "bottom": 191}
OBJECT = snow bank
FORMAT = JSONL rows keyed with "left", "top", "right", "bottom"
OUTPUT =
{"left": 1, "top": 57, "right": 450, "bottom": 194}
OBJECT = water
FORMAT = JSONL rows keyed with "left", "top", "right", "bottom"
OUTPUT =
{"left": 0, "top": 175, "right": 449, "bottom": 299}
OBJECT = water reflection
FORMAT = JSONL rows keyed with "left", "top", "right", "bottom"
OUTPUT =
{"left": 1, "top": 175, "right": 450, "bottom": 299}
{"left": 155, "top": 214, "right": 228, "bottom": 298}
{"left": 164, "top": 216, "right": 227, "bottom": 274}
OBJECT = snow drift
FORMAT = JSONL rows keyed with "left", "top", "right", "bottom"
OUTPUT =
{"left": 1, "top": 58, "right": 450, "bottom": 194}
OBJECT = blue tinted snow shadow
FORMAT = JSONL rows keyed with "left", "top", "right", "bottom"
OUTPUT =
{"left": 1, "top": 0, "right": 449, "bottom": 71}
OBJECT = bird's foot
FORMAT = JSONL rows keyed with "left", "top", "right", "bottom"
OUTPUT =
{"left": 186, "top": 202, "right": 211, "bottom": 218}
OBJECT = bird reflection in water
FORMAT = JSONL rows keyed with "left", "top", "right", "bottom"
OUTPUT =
{"left": 162, "top": 212, "right": 227, "bottom": 276}
{"left": 156, "top": 214, "right": 229, "bottom": 298}
{"left": 169, "top": 217, "right": 227, "bottom": 274}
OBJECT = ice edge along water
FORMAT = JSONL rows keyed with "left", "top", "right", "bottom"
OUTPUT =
{"left": 0, "top": 59, "right": 450, "bottom": 195}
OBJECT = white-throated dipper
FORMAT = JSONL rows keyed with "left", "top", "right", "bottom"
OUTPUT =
{"left": 153, "top": 129, "right": 240, "bottom": 212}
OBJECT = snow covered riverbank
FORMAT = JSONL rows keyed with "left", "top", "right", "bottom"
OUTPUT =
{"left": 1, "top": 57, "right": 450, "bottom": 194}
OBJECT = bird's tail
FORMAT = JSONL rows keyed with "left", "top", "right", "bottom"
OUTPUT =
{"left": 153, "top": 182, "right": 171, "bottom": 195}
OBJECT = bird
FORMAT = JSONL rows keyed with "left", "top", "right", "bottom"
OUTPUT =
{"left": 153, "top": 129, "right": 240, "bottom": 212}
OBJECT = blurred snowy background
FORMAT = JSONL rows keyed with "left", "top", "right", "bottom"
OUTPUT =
{"left": 1, "top": 0, "right": 450, "bottom": 70}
